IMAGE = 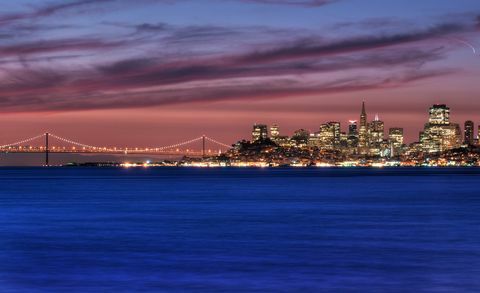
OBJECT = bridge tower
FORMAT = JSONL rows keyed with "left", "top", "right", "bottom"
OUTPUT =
{"left": 45, "top": 132, "right": 49, "bottom": 166}
{"left": 202, "top": 135, "right": 206, "bottom": 157}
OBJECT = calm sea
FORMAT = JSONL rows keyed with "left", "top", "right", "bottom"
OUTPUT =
{"left": 1, "top": 167, "right": 480, "bottom": 292}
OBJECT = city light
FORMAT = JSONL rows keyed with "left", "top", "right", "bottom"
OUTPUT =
{"left": 0, "top": 103, "right": 478, "bottom": 168}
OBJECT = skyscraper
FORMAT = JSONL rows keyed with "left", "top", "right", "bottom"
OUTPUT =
{"left": 369, "top": 114, "right": 384, "bottom": 145}
{"left": 358, "top": 101, "right": 368, "bottom": 153}
{"left": 292, "top": 129, "right": 310, "bottom": 147}
{"left": 270, "top": 124, "right": 280, "bottom": 140}
{"left": 347, "top": 120, "right": 359, "bottom": 149}
{"left": 464, "top": 120, "right": 474, "bottom": 145}
{"left": 389, "top": 128, "right": 404, "bottom": 156}
{"left": 420, "top": 104, "right": 461, "bottom": 153}
{"left": 368, "top": 114, "right": 384, "bottom": 156}
{"left": 429, "top": 104, "right": 450, "bottom": 125}
{"left": 348, "top": 120, "right": 358, "bottom": 137}
{"left": 317, "top": 122, "right": 340, "bottom": 149}
{"left": 252, "top": 124, "right": 268, "bottom": 142}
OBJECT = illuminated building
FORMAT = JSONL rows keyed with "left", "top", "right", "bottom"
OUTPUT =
{"left": 347, "top": 120, "right": 359, "bottom": 149}
{"left": 358, "top": 101, "right": 369, "bottom": 154}
{"left": 464, "top": 120, "right": 474, "bottom": 145}
{"left": 317, "top": 122, "right": 340, "bottom": 150}
{"left": 308, "top": 132, "right": 320, "bottom": 147}
{"left": 478, "top": 125, "right": 480, "bottom": 145}
{"left": 348, "top": 120, "right": 358, "bottom": 137}
{"left": 429, "top": 104, "right": 450, "bottom": 125}
{"left": 270, "top": 124, "right": 280, "bottom": 140}
{"left": 369, "top": 114, "right": 384, "bottom": 144}
{"left": 331, "top": 122, "right": 341, "bottom": 146}
{"left": 252, "top": 124, "right": 268, "bottom": 142}
{"left": 367, "top": 114, "right": 384, "bottom": 155}
{"left": 420, "top": 104, "right": 461, "bottom": 153}
{"left": 291, "top": 129, "right": 310, "bottom": 147}
{"left": 388, "top": 128, "right": 404, "bottom": 156}
{"left": 340, "top": 132, "right": 349, "bottom": 148}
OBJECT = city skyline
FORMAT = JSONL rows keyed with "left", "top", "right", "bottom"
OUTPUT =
{"left": 1, "top": 102, "right": 474, "bottom": 151}
{"left": 0, "top": 1, "right": 479, "bottom": 145}
{"left": 250, "top": 101, "right": 475, "bottom": 148}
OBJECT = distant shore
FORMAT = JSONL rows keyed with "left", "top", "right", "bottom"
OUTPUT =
{"left": 60, "top": 161, "right": 480, "bottom": 168}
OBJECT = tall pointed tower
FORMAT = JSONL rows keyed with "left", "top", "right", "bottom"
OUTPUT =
{"left": 358, "top": 100, "right": 368, "bottom": 153}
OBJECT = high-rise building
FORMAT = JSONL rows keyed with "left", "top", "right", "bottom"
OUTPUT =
{"left": 348, "top": 120, "right": 358, "bottom": 137}
{"left": 358, "top": 101, "right": 368, "bottom": 153}
{"left": 270, "top": 124, "right": 280, "bottom": 140}
{"left": 347, "top": 120, "right": 359, "bottom": 149}
{"left": 478, "top": 125, "right": 480, "bottom": 145}
{"left": 292, "top": 129, "right": 310, "bottom": 147}
{"left": 420, "top": 104, "right": 461, "bottom": 153}
{"left": 429, "top": 104, "right": 450, "bottom": 125}
{"left": 369, "top": 114, "right": 384, "bottom": 145}
{"left": 252, "top": 124, "right": 268, "bottom": 142}
{"left": 368, "top": 114, "right": 384, "bottom": 155}
{"left": 389, "top": 128, "right": 404, "bottom": 156}
{"left": 317, "top": 122, "right": 340, "bottom": 150}
{"left": 464, "top": 120, "right": 474, "bottom": 145}
{"left": 331, "top": 122, "right": 341, "bottom": 146}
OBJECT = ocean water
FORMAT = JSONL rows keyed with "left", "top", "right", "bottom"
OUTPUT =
{"left": 1, "top": 167, "right": 480, "bottom": 292}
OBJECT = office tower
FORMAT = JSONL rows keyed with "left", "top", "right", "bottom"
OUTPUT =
{"left": 252, "top": 124, "right": 268, "bottom": 142}
{"left": 478, "top": 125, "right": 480, "bottom": 145}
{"left": 464, "top": 120, "right": 474, "bottom": 145}
{"left": 348, "top": 120, "right": 358, "bottom": 137}
{"left": 270, "top": 124, "right": 280, "bottom": 140}
{"left": 429, "top": 104, "right": 450, "bottom": 125}
{"left": 347, "top": 120, "right": 359, "bottom": 149}
{"left": 420, "top": 104, "right": 461, "bottom": 153}
{"left": 292, "top": 129, "right": 310, "bottom": 147}
{"left": 367, "top": 114, "right": 384, "bottom": 155}
{"left": 330, "top": 122, "right": 341, "bottom": 147}
{"left": 317, "top": 122, "right": 340, "bottom": 150}
{"left": 389, "top": 128, "right": 404, "bottom": 156}
{"left": 369, "top": 114, "right": 384, "bottom": 145}
{"left": 358, "top": 101, "right": 368, "bottom": 153}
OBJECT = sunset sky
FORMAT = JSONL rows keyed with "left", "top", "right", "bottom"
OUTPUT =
{"left": 1, "top": 0, "right": 480, "bottom": 146}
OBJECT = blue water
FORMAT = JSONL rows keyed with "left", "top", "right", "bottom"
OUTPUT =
{"left": 1, "top": 168, "right": 480, "bottom": 292}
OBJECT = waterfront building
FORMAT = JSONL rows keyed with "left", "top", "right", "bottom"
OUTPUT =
{"left": 252, "top": 124, "right": 268, "bottom": 142}
{"left": 464, "top": 120, "right": 474, "bottom": 145}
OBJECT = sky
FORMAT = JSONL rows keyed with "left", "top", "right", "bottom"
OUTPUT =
{"left": 0, "top": 0, "right": 480, "bottom": 147}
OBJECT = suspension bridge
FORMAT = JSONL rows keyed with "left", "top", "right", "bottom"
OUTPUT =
{"left": 0, "top": 132, "right": 233, "bottom": 166}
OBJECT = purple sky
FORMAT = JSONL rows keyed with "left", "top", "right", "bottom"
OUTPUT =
{"left": 0, "top": 0, "right": 479, "bottom": 146}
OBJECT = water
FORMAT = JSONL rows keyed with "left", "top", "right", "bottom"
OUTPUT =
{"left": 1, "top": 167, "right": 480, "bottom": 292}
